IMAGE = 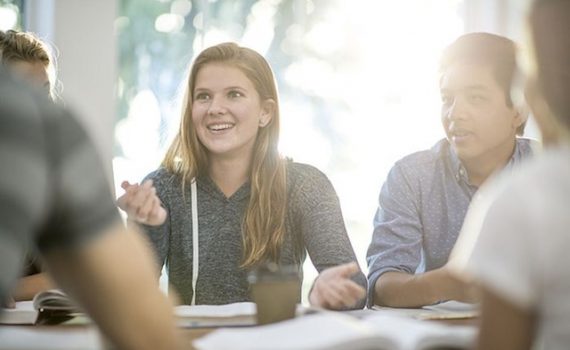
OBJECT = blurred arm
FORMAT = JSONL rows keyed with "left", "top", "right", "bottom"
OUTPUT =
{"left": 43, "top": 222, "right": 181, "bottom": 350}
{"left": 374, "top": 266, "right": 479, "bottom": 307}
{"left": 476, "top": 288, "right": 535, "bottom": 350}
{"left": 12, "top": 273, "right": 54, "bottom": 301}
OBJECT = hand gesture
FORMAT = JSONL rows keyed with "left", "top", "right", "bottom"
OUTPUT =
{"left": 117, "top": 180, "right": 167, "bottom": 226}
{"left": 309, "top": 262, "right": 366, "bottom": 310}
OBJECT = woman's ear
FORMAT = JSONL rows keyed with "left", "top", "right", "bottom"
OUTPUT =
{"left": 259, "top": 99, "right": 275, "bottom": 128}
{"left": 513, "top": 103, "right": 529, "bottom": 131}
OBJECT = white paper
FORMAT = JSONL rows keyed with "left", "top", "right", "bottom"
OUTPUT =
{"left": 372, "top": 300, "right": 479, "bottom": 320}
{"left": 0, "top": 301, "right": 37, "bottom": 324}
{"left": 0, "top": 325, "right": 103, "bottom": 350}
{"left": 193, "top": 312, "right": 382, "bottom": 350}
{"left": 175, "top": 302, "right": 256, "bottom": 318}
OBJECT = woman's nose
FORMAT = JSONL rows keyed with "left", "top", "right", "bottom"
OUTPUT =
{"left": 207, "top": 96, "right": 227, "bottom": 116}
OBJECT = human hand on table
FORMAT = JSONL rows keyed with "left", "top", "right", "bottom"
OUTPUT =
{"left": 309, "top": 262, "right": 366, "bottom": 310}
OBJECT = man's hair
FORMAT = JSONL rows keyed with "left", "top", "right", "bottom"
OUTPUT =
{"left": 0, "top": 30, "right": 56, "bottom": 99}
{"left": 530, "top": 0, "right": 570, "bottom": 129}
{"left": 0, "top": 30, "right": 51, "bottom": 66}
{"left": 440, "top": 32, "right": 526, "bottom": 135}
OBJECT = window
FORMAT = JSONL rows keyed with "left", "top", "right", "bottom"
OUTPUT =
{"left": 0, "top": 0, "right": 23, "bottom": 31}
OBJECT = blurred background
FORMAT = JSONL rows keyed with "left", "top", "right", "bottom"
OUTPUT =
{"left": 1, "top": 0, "right": 537, "bottom": 302}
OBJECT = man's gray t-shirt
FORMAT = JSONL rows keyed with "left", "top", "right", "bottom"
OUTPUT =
{"left": 141, "top": 162, "right": 367, "bottom": 307}
{"left": 0, "top": 73, "right": 120, "bottom": 302}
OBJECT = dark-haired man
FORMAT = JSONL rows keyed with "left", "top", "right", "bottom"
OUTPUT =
{"left": 366, "top": 32, "right": 535, "bottom": 308}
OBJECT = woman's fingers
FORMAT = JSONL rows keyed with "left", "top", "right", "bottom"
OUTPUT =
{"left": 310, "top": 262, "right": 366, "bottom": 310}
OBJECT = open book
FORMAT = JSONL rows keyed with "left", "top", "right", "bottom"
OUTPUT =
{"left": 0, "top": 289, "right": 83, "bottom": 325}
{"left": 193, "top": 311, "right": 477, "bottom": 350}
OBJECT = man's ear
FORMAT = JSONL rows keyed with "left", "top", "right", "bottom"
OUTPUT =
{"left": 259, "top": 99, "right": 275, "bottom": 128}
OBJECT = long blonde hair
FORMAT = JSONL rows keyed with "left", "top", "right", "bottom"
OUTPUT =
{"left": 163, "top": 42, "right": 287, "bottom": 268}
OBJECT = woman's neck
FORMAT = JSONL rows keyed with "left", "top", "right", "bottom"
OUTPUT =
{"left": 208, "top": 155, "right": 251, "bottom": 198}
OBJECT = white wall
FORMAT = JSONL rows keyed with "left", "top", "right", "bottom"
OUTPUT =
{"left": 25, "top": 0, "right": 117, "bottom": 193}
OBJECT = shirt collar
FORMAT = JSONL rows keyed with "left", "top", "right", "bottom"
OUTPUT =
{"left": 448, "top": 138, "right": 531, "bottom": 186}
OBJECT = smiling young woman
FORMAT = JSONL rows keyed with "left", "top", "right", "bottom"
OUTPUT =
{"left": 117, "top": 42, "right": 367, "bottom": 310}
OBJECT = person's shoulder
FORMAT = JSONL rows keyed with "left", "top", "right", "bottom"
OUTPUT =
{"left": 287, "top": 161, "right": 330, "bottom": 186}
{"left": 393, "top": 139, "right": 450, "bottom": 173}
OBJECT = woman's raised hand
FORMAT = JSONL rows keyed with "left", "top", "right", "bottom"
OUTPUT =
{"left": 117, "top": 180, "right": 167, "bottom": 226}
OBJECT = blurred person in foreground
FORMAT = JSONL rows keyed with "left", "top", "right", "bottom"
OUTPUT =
{"left": 451, "top": 0, "right": 570, "bottom": 349}
{"left": 0, "top": 69, "right": 181, "bottom": 349}
{"left": 0, "top": 29, "right": 58, "bottom": 303}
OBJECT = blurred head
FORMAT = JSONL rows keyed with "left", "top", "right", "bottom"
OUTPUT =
{"left": 439, "top": 33, "right": 526, "bottom": 163}
{"left": 163, "top": 43, "right": 287, "bottom": 267}
{"left": 0, "top": 30, "right": 55, "bottom": 99}
{"left": 527, "top": 0, "right": 570, "bottom": 142}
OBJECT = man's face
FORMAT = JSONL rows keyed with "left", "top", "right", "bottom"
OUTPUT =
{"left": 9, "top": 60, "right": 51, "bottom": 96}
{"left": 440, "top": 62, "right": 522, "bottom": 163}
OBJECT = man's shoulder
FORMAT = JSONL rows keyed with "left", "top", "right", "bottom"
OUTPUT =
{"left": 394, "top": 139, "right": 450, "bottom": 173}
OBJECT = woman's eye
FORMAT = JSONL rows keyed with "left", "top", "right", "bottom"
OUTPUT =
{"left": 441, "top": 95, "right": 453, "bottom": 105}
{"left": 228, "top": 90, "right": 243, "bottom": 98}
{"left": 194, "top": 92, "right": 210, "bottom": 101}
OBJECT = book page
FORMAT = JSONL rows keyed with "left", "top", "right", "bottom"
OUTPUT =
{"left": 362, "top": 313, "right": 477, "bottom": 350}
{"left": 194, "top": 311, "right": 476, "bottom": 350}
{"left": 175, "top": 302, "right": 257, "bottom": 328}
{"left": 175, "top": 302, "right": 256, "bottom": 318}
{"left": 193, "top": 312, "right": 395, "bottom": 350}
{"left": 0, "top": 325, "right": 102, "bottom": 350}
{"left": 0, "top": 301, "right": 37, "bottom": 325}
{"left": 372, "top": 301, "right": 479, "bottom": 320}
{"left": 33, "top": 289, "right": 80, "bottom": 312}
{"left": 175, "top": 302, "right": 318, "bottom": 328}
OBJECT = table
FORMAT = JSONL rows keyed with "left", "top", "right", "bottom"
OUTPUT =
{"left": 0, "top": 309, "right": 478, "bottom": 349}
